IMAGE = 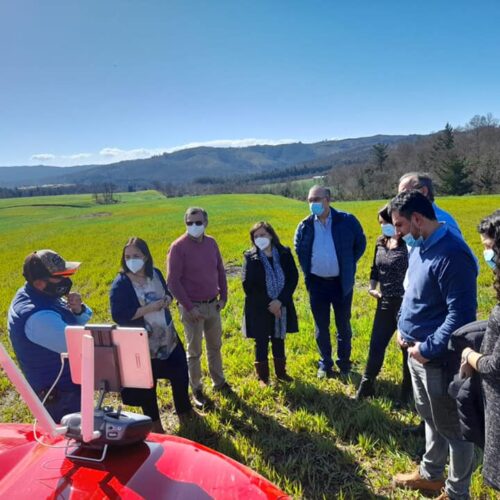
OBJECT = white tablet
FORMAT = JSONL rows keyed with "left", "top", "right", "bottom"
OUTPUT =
{"left": 65, "top": 325, "right": 154, "bottom": 390}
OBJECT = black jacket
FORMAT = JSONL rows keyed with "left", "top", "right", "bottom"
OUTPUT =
{"left": 448, "top": 320, "right": 487, "bottom": 448}
{"left": 242, "top": 245, "right": 299, "bottom": 339}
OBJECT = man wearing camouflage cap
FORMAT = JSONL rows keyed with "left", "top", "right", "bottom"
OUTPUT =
{"left": 8, "top": 249, "right": 92, "bottom": 422}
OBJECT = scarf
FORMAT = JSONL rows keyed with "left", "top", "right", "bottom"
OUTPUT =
{"left": 259, "top": 246, "right": 287, "bottom": 339}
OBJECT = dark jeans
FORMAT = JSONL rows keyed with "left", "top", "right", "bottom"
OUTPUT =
{"left": 309, "top": 275, "right": 353, "bottom": 372}
{"left": 122, "top": 341, "right": 191, "bottom": 420}
{"left": 255, "top": 337, "right": 285, "bottom": 362}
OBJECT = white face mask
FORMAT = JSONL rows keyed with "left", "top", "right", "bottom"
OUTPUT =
{"left": 126, "top": 258, "right": 144, "bottom": 274}
{"left": 254, "top": 237, "right": 271, "bottom": 250}
{"left": 187, "top": 224, "right": 205, "bottom": 238}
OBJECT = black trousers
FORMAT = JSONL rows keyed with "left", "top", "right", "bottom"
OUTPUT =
{"left": 365, "top": 296, "right": 411, "bottom": 392}
{"left": 121, "top": 341, "right": 191, "bottom": 421}
{"left": 255, "top": 337, "right": 285, "bottom": 362}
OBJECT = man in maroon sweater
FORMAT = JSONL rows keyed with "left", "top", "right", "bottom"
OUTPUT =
{"left": 167, "top": 207, "right": 230, "bottom": 408}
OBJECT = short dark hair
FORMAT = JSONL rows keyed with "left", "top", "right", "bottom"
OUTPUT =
{"left": 249, "top": 221, "right": 282, "bottom": 248}
{"left": 388, "top": 190, "right": 437, "bottom": 221}
{"left": 399, "top": 172, "right": 435, "bottom": 202}
{"left": 184, "top": 207, "right": 208, "bottom": 223}
{"left": 477, "top": 210, "right": 500, "bottom": 301}
{"left": 120, "top": 237, "right": 154, "bottom": 278}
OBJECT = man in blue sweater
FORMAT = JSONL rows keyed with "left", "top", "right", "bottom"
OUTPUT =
{"left": 389, "top": 191, "right": 477, "bottom": 500}
{"left": 8, "top": 249, "right": 92, "bottom": 422}
{"left": 295, "top": 185, "right": 366, "bottom": 378}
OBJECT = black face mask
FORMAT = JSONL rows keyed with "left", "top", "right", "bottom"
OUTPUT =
{"left": 43, "top": 277, "right": 73, "bottom": 297}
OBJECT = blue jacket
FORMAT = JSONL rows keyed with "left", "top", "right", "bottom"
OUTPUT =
{"left": 8, "top": 284, "right": 81, "bottom": 393}
{"left": 294, "top": 207, "right": 366, "bottom": 295}
{"left": 109, "top": 268, "right": 173, "bottom": 328}
{"left": 398, "top": 225, "right": 478, "bottom": 360}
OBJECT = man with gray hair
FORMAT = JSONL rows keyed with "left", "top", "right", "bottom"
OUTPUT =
{"left": 295, "top": 185, "right": 366, "bottom": 379}
{"left": 398, "top": 172, "right": 462, "bottom": 237}
{"left": 167, "top": 207, "right": 230, "bottom": 409}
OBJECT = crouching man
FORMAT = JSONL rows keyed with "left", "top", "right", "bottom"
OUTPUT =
{"left": 8, "top": 250, "right": 92, "bottom": 422}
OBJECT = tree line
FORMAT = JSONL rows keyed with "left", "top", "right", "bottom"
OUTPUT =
{"left": 325, "top": 114, "right": 500, "bottom": 200}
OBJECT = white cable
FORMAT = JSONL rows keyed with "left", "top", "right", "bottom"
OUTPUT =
{"left": 33, "top": 353, "right": 72, "bottom": 448}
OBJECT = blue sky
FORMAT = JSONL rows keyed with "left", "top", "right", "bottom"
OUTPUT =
{"left": 1, "top": 0, "right": 499, "bottom": 166}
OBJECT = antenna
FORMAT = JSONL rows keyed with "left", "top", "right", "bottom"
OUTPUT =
{"left": 81, "top": 334, "right": 100, "bottom": 443}
{"left": 0, "top": 342, "right": 67, "bottom": 438}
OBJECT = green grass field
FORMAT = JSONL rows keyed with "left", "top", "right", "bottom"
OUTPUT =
{"left": 1, "top": 191, "right": 499, "bottom": 499}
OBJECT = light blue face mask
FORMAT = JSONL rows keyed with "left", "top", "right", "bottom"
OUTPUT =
{"left": 310, "top": 202, "right": 325, "bottom": 216}
{"left": 402, "top": 218, "right": 423, "bottom": 247}
{"left": 381, "top": 223, "right": 395, "bottom": 237}
{"left": 483, "top": 249, "right": 497, "bottom": 270}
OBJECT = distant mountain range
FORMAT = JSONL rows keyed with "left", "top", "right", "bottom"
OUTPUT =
{"left": 0, "top": 134, "right": 422, "bottom": 189}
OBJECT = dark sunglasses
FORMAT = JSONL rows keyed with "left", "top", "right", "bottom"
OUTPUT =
{"left": 186, "top": 221, "right": 204, "bottom": 226}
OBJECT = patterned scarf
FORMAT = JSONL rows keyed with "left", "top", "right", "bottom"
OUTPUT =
{"left": 259, "top": 246, "right": 287, "bottom": 339}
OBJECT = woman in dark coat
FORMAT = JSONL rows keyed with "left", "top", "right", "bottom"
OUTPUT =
{"left": 110, "top": 237, "right": 192, "bottom": 433}
{"left": 242, "top": 221, "right": 299, "bottom": 385}
{"left": 461, "top": 210, "right": 500, "bottom": 491}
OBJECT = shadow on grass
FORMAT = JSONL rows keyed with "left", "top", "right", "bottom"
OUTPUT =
{"left": 279, "top": 379, "right": 423, "bottom": 460}
{"left": 178, "top": 388, "right": 380, "bottom": 499}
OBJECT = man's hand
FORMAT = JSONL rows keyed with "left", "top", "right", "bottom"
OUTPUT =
{"left": 186, "top": 306, "right": 205, "bottom": 323}
{"left": 408, "top": 342, "right": 429, "bottom": 364}
{"left": 67, "top": 292, "right": 83, "bottom": 314}
{"left": 216, "top": 299, "right": 226, "bottom": 311}
{"left": 368, "top": 288, "right": 382, "bottom": 299}
{"left": 396, "top": 330, "right": 407, "bottom": 348}
{"left": 268, "top": 299, "right": 282, "bottom": 318}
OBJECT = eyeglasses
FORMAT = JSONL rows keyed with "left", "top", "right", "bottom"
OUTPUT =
{"left": 186, "top": 221, "right": 204, "bottom": 226}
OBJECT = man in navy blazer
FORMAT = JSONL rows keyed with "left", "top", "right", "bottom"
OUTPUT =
{"left": 295, "top": 185, "right": 366, "bottom": 379}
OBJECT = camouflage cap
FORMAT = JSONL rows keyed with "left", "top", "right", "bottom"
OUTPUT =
{"left": 23, "top": 249, "right": 80, "bottom": 282}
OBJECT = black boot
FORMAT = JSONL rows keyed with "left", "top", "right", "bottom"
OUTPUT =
{"left": 254, "top": 360, "right": 270, "bottom": 387}
{"left": 356, "top": 376, "right": 375, "bottom": 400}
{"left": 273, "top": 357, "right": 293, "bottom": 382}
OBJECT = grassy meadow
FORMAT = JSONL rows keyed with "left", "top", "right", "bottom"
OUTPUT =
{"left": 0, "top": 191, "right": 499, "bottom": 499}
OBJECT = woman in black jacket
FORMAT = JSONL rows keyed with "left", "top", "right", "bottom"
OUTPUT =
{"left": 356, "top": 205, "right": 411, "bottom": 401}
{"left": 110, "top": 237, "right": 192, "bottom": 433}
{"left": 242, "top": 221, "right": 299, "bottom": 385}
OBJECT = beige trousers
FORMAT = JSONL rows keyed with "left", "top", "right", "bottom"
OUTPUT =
{"left": 179, "top": 301, "right": 226, "bottom": 391}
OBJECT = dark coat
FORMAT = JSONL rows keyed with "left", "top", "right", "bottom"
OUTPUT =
{"left": 294, "top": 207, "right": 366, "bottom": 295}
{"left": 448, "top": 319, "right": 487, "bottom": 448}
{"left": 242, "top": 245, "right": 299, "bottom": 339}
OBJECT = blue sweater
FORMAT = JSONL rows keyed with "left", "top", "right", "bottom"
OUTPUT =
{"left": 294, "top": 207, "right": 366, "bottom": 296}
{"left": 398, "top": 224, "right": 478, "bottom": 360}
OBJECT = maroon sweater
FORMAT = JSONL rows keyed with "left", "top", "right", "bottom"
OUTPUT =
{"left": 167, "top": 233, "right": 228, "bottom": 311}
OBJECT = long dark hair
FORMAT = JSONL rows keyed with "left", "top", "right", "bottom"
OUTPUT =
{"left": 477, "top": 210, "right": 500, "bottom": 301}
{"left": 249, "top": 221, "right": 282, "bottom": 249}
{"left": 120, "top": 237, "right": 154, "bottom": 278}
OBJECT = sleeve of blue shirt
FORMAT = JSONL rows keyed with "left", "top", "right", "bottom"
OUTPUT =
{"left": 25, "top": 306, "right": 93, "bottom": 354}
{"left": 419, "top": 250, "right": 477, "bottom": 359}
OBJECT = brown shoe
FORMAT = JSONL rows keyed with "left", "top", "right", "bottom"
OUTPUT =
{"left": 393, "top": 469, "right": 445, "bottom": 493}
